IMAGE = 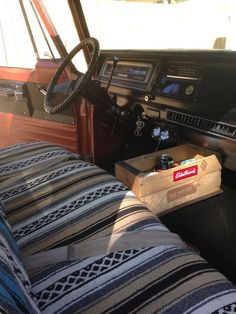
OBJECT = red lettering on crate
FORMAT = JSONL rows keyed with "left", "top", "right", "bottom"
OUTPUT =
{"left": 173, "top": 165, "right": 198, "bottom": 182}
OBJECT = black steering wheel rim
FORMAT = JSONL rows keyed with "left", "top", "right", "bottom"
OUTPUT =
{"left": 44, "top": 37, "right": 100, "bottom": 114}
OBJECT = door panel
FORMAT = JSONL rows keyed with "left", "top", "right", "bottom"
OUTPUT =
{"left": 0, "top": 61, "right": 80, "bottom": 152}
{"left": 0, "top": 111, "right": 79, "bottom": 152}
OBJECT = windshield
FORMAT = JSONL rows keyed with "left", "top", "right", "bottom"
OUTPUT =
{"left": 81, "top": 0, "right": 236, "bottom": 50}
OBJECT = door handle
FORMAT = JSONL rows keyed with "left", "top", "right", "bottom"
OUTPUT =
{"left": 0, "top": 87, "right": 14, "bottom": 97}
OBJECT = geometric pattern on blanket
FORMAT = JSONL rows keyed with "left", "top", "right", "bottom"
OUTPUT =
{"left": 0, "top": 141, "right": 78, "bottom": 182}
{"left": 1, "top": 159, "right": 100, "bottom": 225}
{"left": 1, "top": 159, "right": 162, "bottom": 256}
{"left": 213, "top": 303, "right": 236, "bottom": 314}
{"left": 30, "top": 245, "right": 236, "bottom": 314}
{"left": 0, "top": 159, "right": 93, "bottom": 209}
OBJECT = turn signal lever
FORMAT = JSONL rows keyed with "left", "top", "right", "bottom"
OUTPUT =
{"left": 84, "top": 54, "right": 131, "bottom": 136}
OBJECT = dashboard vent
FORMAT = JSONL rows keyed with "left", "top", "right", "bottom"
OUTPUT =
{"left": 166, "top": 109, "right": 236, "bottom": 140}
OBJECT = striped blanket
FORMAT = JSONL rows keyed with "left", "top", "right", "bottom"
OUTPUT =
{"left": 0, "top": 141, "right": 79, "bottom": 182}
{"left": 0, "top": 141, "right": 236, "bottom": 313}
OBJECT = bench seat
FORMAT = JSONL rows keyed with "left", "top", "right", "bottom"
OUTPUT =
{"left": 0, "top": 141, "right": 236, "bottom": 313}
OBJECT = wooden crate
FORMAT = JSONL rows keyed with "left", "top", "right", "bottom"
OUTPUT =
{"left": 115, "top": 144, "right": 222, "bottom": 215}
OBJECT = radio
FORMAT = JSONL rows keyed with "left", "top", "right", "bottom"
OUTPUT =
{"left": 156, "top": 63, "right": 204, "bottom": 101}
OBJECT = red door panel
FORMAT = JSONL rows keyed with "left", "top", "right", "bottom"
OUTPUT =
{"left": 0, "top": 112, "right": 79, "bottom": 152}
{"left": 0, "top": 62, "right": 84, "bottom": 154}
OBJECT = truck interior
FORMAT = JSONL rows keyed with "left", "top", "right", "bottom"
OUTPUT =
{"left": 0, "top": 0, "right": 236, "bottom": 313}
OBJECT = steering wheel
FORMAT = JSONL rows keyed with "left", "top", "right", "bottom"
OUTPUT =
{"left": 44, "top": 37, "right": 100, "bottom": 114}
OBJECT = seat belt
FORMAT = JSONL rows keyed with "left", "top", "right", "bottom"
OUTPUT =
{"left": 23, "top": 229, "right": 186, "bottom": 271}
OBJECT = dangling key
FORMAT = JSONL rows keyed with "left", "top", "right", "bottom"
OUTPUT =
{"left": 133, "top": 116, "right": 145, "bottom": 136}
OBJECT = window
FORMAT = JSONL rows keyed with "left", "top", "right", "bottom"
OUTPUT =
{"left": 0, "top": 0, "right": 36, "bottom": 68}
{"left": 0, "top": 0, "right": 88, "bottom": 71}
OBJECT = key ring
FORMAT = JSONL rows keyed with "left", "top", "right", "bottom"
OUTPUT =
{"left": 133, "top": 116, "right": 145, "bottom": 136}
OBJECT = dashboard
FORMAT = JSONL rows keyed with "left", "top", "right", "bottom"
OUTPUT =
{"left": 98, "top": 50, "right": 236, "bottom": 171}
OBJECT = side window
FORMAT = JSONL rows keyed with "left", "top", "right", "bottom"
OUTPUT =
{"left": 0, "top": 0, "right": 86, "bottom": 71}
{"left": 0, "top": 0, "right": 36, "bottom": 68}
{"left": 23, "top": 0, "right": 60, "bottom": 61}
{"left": 0, "top": 0, "right": 61, "bottom": 69}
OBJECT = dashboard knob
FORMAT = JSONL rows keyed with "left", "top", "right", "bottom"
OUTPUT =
{"left": 144, "top": 95, "right": 155, "bottom": 102}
